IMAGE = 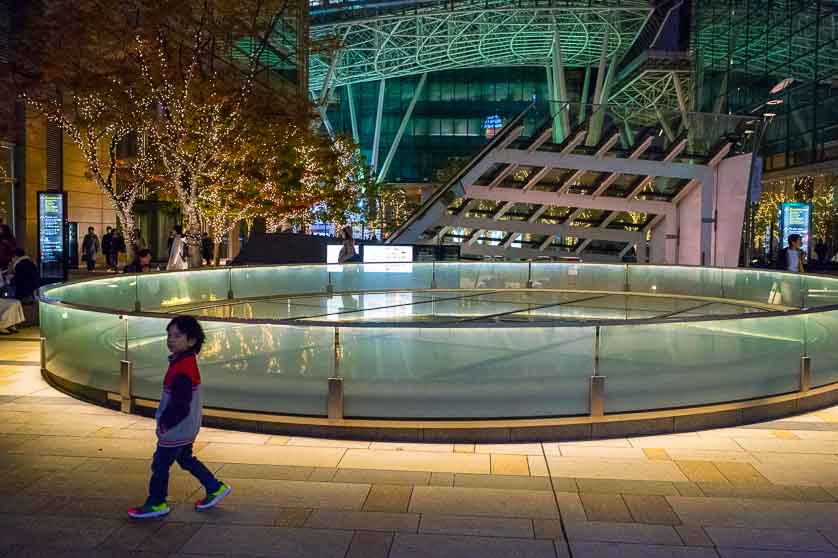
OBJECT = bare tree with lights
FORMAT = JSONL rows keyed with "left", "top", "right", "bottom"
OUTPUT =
{"left": 133, "top": 0, "right": 308, "bottom": 264}
{"left": 12, "top": 0, "right": 161, "bottom": 258}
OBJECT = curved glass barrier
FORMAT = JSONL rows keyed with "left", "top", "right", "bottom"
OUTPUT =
{"left": 38, "top": 262, "right": 838, "bottom": 420}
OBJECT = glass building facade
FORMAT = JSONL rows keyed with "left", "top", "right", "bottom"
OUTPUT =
{"left": 693, "top": 0, "right": 838, "bottom": 172}
{"left": 325, "top": 67, "right": 557, "bottom": 183}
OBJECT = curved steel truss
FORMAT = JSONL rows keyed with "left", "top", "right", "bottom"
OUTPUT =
{"left": 310, "top": 0, "right": 653, "bottom": 92}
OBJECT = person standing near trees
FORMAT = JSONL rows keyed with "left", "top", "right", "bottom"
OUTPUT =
{"left": 81, "top": 227, "right": 100, "bottom": 272}
{"left": 102, "top": 226, "right": 115, "bottom": 272}
{"left": 167, "top": 225, "right": 188, "bottom": 271}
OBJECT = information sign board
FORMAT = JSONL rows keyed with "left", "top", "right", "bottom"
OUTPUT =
{"left": 362, "top": 245, "right": 413, "bottom": 263}
{"left": 37, "top": 192, "right": 66, "bottom": 281}
{"left": 779, "top": 202, "right": 812, "bottom": 254}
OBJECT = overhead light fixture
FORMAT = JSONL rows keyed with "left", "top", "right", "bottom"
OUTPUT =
{"left": 770, "top": 78, "right": 794, "bottom": 94}
{"left": 763, "top": 112, "right": 777, "bottom": 117}
{"left": 767, "top": 99, "right": 784, "bottom": 105}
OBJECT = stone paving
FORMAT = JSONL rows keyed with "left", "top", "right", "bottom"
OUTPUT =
{"left": 5, "top": 331, "right": 838, "bottom": 556}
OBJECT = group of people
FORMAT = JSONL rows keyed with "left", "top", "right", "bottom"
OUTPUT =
{"left": 0, "top": 223, "right": 39, "bottom": 303}
{"left": 0, "top": 223, "right": 39, "bottom": 333}
{"left": 80, "top": 225, "right": 216, "bottom": 274}
{"left": 82, "top": 226, "right": 151, "bottom": 272}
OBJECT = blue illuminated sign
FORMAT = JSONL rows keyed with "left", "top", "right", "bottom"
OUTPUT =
{"left": 483, "top": 114, "right": 503, "bottom": 138}
{"left": 779, "top": 201, "right": 812, "bottom": 254}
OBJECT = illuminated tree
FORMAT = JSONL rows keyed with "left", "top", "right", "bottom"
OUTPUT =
{"left": 199, "top": 126, "right": 366, "bottom": 258}
{"left": 133, "top": 0, "right": 311, "bottom": 263}
{"left": 753, "top": 178, "right": 838, "bottom": 252}
{"left": 12, "top": 0, "right": 162, "bottom": 256}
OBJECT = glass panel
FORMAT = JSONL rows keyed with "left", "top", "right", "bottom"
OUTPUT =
{"left": 126, "top": 315, "right": 333, "bottom": 415}
{"left": 330, "top": 263, "right": 433, "bottom": 292}
{"left": 806, "top": 310, "right": 838, "bottom": 387}
{"left": 231, "top": 265, "right": 328, "bottom": 298}
{"left": 41, "top": 303, "right": 124, "bottom": 392}
{"left": 340, "top": 325, "right": 594, "bottom": 418}
{"left": 530, "top": 263, "right": 626, "bottom": 292}
{"left": 137, "top": 269, "right": 230, "bottom": 311}
{"left": 44, "top": 276, "right": 137, "bottom": 311}
{"left": 722, "top": 268, "right": 802, "bottom": 308}
{"left": 802, "top": 275, "right": 838, "bottom": 308}
{"left": 600, "top": 314, "right": 805, "bottom": 413}
{"left": 628, "top": 266, "right": 723, "bottom": 299}
{"left": 435, "top": 262, "right": 529, "bottom": 290}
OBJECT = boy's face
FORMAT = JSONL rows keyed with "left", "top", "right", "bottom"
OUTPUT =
{"left": 167, "top": 324, "right": 195, "bottom": 354}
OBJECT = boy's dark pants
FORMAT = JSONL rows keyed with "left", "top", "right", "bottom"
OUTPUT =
{"left": 147, "top": 443, "right": 220, "bottom": 506}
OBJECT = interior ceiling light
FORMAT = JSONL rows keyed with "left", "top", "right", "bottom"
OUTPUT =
{"left": 767, "top": 99, "right": 784, "bottom": 105}
{"left": 770, "top": 78, "right": 794, "bottom": 94}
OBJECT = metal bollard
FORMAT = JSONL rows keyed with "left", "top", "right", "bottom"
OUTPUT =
{"left": 120, "top": 360, "right": 133, "bottom": 414}
{"left": 590, "top": 375, "right": 606, "bottom": 417}
{"left": 800, "top": 355, "right": 811, "bottom": 392}
{"left": 227, "top": 267, "right": 234, "bottom": 300}
{"left": 40, "top": 336, "right": 47, "bottom": 374}
{"left": 327, "top": 377, "right": 344, "bottom": 419}
{"left": 526, "top": 260, "right": 533, "bottom": 289}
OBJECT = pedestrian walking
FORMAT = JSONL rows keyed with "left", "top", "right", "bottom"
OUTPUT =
{"left": 102, "top": 226, "right": 115, "bottom": 272}
{"left": 81, "top": 227, "right": 100, "bottom": 272}
{"left": 128, "top": 316, "right": 231, "bottom": 519}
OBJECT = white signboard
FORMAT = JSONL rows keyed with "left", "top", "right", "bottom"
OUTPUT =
{"left": 363, "top": 245, "right": 413, "bottom": 263}
{"left": 326, "top": 244, "right": 343, "bottom": 264}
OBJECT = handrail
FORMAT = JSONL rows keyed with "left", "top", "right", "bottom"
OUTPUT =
{"left": 37, "top": 261, "right": 838, "bottom": 330}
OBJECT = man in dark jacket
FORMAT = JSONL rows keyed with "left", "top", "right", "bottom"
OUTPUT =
{"left": 102, "top": 227, "right": 115, "bottom": 272}
{"left": 81, "top": 227, "right": 100, "bottom": 271}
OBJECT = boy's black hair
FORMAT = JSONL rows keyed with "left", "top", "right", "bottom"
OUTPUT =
{"left": 788, "top": 234, "right": 802, "bottom": 244}
{"left": 174, "top": 225, "right": 183, "bottom": 235}
{"left": 137, "top": 248, "right": 152, "bottom": 258}
{"left": 166, "top": 315, "right": 206, "bottom": 354}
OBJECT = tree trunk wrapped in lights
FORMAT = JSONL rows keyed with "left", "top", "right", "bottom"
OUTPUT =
{"left": 14, "top": 0, "right": 359, "bottom": 265}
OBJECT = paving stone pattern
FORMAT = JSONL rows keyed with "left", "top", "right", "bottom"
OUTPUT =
{"left": 5, "top": 333, "right": 838, "bottom": 557}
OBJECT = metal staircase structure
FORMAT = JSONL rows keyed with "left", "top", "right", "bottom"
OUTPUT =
{"left": 386, "top": 102, "right": 758, "bottom": 262}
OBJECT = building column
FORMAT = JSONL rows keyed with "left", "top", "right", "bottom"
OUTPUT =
{"left": 578, "top": 66, "right": 592, "bottom": 125}
{"left": 664, "top": 211, "right": 678, "bottom": 264}
{"left": 551, "top": 30, "right": 569, "bottom": 144}
{"left": 586, "top": 30, "right": 613, "bottom": 147}
{"left": 377, "top": 73, "right": 427, "bottom": 184}
{"left": 700, "top": 170, "right": 716, "bottom": 266}
{"left": 371, "top": 78, "right": 386, "bottom": 175}
{"left": 347, "top": 84, "right": 360, "bottom": 146}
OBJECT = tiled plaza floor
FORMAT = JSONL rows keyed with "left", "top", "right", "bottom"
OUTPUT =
{"left": 4, "top": 331, "right": 838, "bottom": 557}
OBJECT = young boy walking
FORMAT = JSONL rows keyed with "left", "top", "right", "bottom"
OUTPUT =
{"left": 128, "top": 316, "right": 231, "bottom": 518}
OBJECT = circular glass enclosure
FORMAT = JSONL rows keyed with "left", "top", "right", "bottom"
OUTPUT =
{"left": 38, "top": 262, "right": 838, "bottom": 421}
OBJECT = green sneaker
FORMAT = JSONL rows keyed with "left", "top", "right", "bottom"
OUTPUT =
{"left": 127, "top": 502, "right": 170, "bottom": 519}
{"left": 194, "top": 482, "right": 231, "bottom": 511}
